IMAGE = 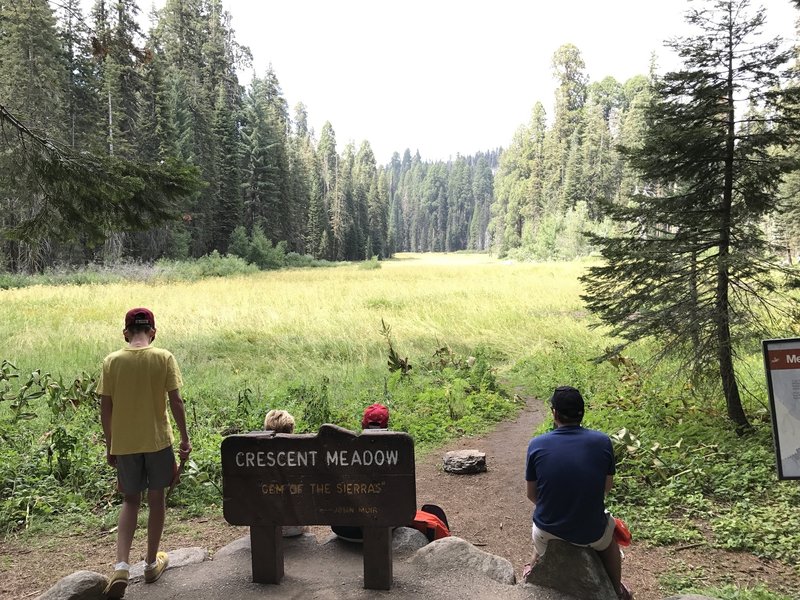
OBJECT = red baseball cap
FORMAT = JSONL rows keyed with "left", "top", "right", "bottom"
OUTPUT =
{"left": 361, "top": 403, "right": 390, "bottom": 429}
{"left": 124, "top": 307, "right": 156, "bottom": 330}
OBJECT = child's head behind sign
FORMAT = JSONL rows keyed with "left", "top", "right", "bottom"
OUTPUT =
{"left": 264, "top": 409, "right": 296, "bottom": 433}
{"left": 362, "top": 403, "right": 389, "bottom": 429}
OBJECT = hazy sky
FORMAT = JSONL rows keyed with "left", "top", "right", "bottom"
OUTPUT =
{"left": 144, "top": 0, "right": 799, "bottom": 163}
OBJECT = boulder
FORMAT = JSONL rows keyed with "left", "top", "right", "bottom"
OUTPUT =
{"left": 524, "top": 539, "right": 617, "bottom": 600}
{"left": 129, "top": 547, "right": 207, "bottom": 580}
{"left": 443, "top": 449, "right": 487, "bottom": 474}
{"left": 36, "top": 570, "right": 106, "bottom": 600}
{"left": 410, "top": 535, "right": 515, "bottom": 585}
{"left": 214, "top": 535, "right": 251, "bottom": 559}
{"left": 392, "top": 526, "right": 429, "bottom": 554}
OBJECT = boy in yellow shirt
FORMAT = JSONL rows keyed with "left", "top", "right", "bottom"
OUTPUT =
{"left": 98, "top": 308, "right": 191, "bottom": 598}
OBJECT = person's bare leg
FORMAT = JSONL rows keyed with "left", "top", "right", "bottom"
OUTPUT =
{"left": 116, "top": 494, "right": 141, "bottom": 564}
{"left": 598, "top": 538, "right": 626, "bottom": 596}
{"left": 146, "top": 488, "right": 166, "bottom": 564}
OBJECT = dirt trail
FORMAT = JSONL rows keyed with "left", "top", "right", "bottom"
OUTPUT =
{"left": 412, "top": 394, "right": 671, "bottom": 598}
{"left": 413, "top": 393, "right": 546, "bottom": 571}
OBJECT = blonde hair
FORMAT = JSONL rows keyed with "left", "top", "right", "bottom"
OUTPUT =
{"left": 264, "top": 409, "right": 295, "bottom": 433}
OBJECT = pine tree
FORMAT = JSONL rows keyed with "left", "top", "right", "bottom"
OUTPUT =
{"left": 211, "top": 82, "right": 242, "bottom": 252}
{"left": 0, "top": 0, "right": 68, "bottom": 271}
{"left": 92, "top": 0, "right": 145, "bottom": 159}
{"left": 491, "top": 103, "right": 546, "bottom": 256}
{"left": 331, "top": 143, "right": 354, "bottom": 260}
{"left": 316, "top": 122, "right": 338, "bottom": 259}
{"left": 58, "top": 0, "right": 103, "bottom": 152}
{"left": 581, "top": 0, "right": 800, "bottom": 431}
{"left": 470, "top": 155, "right": 494, "bottom": 250}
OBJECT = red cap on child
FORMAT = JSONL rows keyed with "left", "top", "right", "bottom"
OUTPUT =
{"left": 125, "top": 307, "right": 156, "bottom": 330}
{"left": 361, "top": 403, "right": 390, "bottom": 429}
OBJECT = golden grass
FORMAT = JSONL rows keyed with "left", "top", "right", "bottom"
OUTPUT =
{"left": 0, "top": 253, "right": 594, "bottom": 398}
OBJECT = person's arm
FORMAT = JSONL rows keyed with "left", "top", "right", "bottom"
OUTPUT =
{"left": 526, "top": 480, "right": 538, "bottom": 504}
{"left": 605, "top": 474, "right": 614, "bottom": 494}
{"left": 100, "top": 394, "right": 115, "bottom": 466}
{"left": 168, "top": 389, "right": 192, "bottom": 460}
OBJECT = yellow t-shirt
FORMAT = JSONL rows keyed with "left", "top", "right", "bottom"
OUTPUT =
{"left": 98, "top": 345, "right": 183, "bottom": 455}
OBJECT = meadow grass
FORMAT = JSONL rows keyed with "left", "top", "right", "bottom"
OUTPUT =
{"left": 3, "top": 253, "right": 800, "bottom": 598}
{"left": 0, "top": 253, "right": 596, "bottom": 413}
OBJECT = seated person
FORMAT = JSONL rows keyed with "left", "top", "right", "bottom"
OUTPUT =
{"left": 264, "top": 409, "right": 295, "bottom": 433}
{"left": 263, "top": 409, "right": 305, "bottom": 537}
{"left": 331, "top": 403, "right": 390, "bottom": 542}
{"left": 362, "top": 402, "right": 390, "bottom": 430}
{"left": 524, "top": 386, "right": 632, "bottom": 599}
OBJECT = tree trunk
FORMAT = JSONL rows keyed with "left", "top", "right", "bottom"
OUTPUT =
{"left": 717, "top": 22, "right": 751, "bottom": 432}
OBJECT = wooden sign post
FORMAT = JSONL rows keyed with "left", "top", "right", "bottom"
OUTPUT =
{"left": 221, "top": 424, "right": 416, "bottom": 589}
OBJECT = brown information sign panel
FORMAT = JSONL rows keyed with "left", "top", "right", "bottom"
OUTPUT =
{"left": 222, "top": 424, "right": 416, "bottom": 527}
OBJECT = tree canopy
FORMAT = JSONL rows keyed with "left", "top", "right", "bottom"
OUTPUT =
{"left": 581, "top": 0, "right": 800, "bottom": 431}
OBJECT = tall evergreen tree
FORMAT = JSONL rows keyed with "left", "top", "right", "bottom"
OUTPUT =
{"left": 92, "top": 0, "right": 145, "bottom": 159}
{"left": 581, "top": 0, "right": 800, "bottom": 431}
{"left": 491, "top": 103, "right": 546, "bottom": 255}
{"left": 470, "top": 155, "right": 494, "bottom": 250}
{"left": 0, "top": 0, "right": 67, "bottom": 271}
{"left": 331, "top": 143, "right": 354, "bottom": 260}
{"left": 58, "top": 0, "right": 103, "bottom": 152}
{"left": 354, "top": 141, "right": 377, "bottom": 258}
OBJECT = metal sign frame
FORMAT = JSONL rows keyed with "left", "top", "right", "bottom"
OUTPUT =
{"left": 762, "top": 337, "right": 800, "bottom": 480}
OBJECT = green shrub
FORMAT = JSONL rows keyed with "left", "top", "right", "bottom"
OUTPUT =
{"left": 248, "top": 226, "right": 287, "bottom": 269}
{"left": 358, "top": 256, "right": 381, "bottom": 270}
{"left": 285, "top": 252, "right": 332, "bottom": 268}
{"left": 156, "top": 251, "right": 258, "bottom": 279}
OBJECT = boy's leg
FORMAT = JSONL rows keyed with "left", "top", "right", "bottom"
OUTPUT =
{"left": 140, "top": 446, "right": 175, "bottom": 582}
{"left": 146, "top": 487, "right": 166, "bottom": 564}
{"left": 116, "top": 493, "right": 141, "bottom": 564}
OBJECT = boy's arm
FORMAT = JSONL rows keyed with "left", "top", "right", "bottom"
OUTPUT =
{"left": 168, "top": 389, "right": 192, "bottom": 460}
{"left": 100, "top": 394, "right": 115, "bottom": 466}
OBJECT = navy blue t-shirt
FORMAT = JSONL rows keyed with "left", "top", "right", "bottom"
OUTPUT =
{"left": 525, "top": 425, "right": 615, "bottom": 545}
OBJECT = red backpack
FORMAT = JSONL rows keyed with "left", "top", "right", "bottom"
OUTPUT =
{"left": 410, "top": 504, "right": 450, "bottom": 542}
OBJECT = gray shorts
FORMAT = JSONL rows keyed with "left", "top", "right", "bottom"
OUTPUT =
{"left": 116, "top": 446, "right": 175, "bottom": 495}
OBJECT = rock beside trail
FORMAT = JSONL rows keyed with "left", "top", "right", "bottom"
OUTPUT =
{"left": 37, "top": 548, "right": 210, "bottom": 600}
{"left": 524, "top": 539, "right": 618, "bottom": 600}
{"left": 32, "top": 540, "right": 733, "bottom": 600}
{"left": 129, "top": 547, "right": 208, "bottom": 580}
{"left": 36, "top": 570, "right": 107, "bottom": 600}
{"left": 442, "top": 449, "right": 487, "bottom": 474}
{"left": 410, "top": 536, "right": 516, "bottom": 585}
{"left": 392, "top": 526, "right": 430, "bottom": 554}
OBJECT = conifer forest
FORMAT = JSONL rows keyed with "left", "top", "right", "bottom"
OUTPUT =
{"left": 0, "top": 0, "right": 798, "bottom": 276}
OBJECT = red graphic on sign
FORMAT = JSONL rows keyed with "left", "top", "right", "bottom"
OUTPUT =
{"left": 768, "top": 349, "right": 800, "bottom": 371}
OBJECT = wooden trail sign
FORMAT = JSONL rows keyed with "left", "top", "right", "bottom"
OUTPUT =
{"left": 221, "top": 424, "right": 416, "bottom": 589}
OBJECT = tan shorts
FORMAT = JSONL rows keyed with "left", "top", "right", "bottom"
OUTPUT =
{"left": 531, "top": 512, "right": 616, "bottom": 557}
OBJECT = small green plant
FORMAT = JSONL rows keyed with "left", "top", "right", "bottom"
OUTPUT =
{"left": 288, "top": 377, "right": 332, "bottom": 429}
{"left": 689, "top": 584, "right": 793, "bottom": 600}
{"left": 0, "top": 364, "right": 47, "bottom": 425}
{"left": 380, "top": 319, "right": 411, "bottom": 375}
